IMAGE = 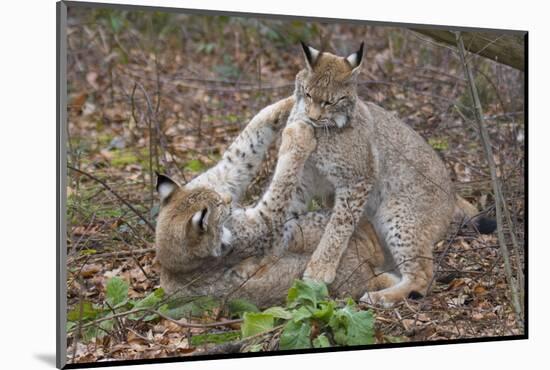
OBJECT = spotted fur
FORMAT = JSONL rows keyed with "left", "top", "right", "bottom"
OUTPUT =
{"left": 155, "top": 97, "right": 295, "bottom": 291}
{"left": 263, "top": 43, "right": 462, "bottom": 307}
{"left": 155, "top": 44, "right": 487, "bottom": 307}
{"left": 154, "top": 99, "right": 389, "bottom": 305}
{"left": 185, "top": 96, "right": 295, "bottom": 201}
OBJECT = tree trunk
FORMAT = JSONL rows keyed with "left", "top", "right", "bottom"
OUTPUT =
{"left": 412, "top": 28, "right": 525, "bottom": 71}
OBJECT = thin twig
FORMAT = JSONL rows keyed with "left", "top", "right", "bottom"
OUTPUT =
{"left": 71, "top": 292, "right": 84, "bottom": 363}
{"left": 68, "top": 307, "right": 152, "bottom": 334}
{"left": 133, "top": 80, "right": 169, "bottom": 167}
{"left": 423, "top": 215, "right": 469, "bottom": 300}
{"left": 147, "top": 90, "right": 155, "bottom": 213}
{"left": 66, "top": 255, "right": 92, "bottom": 290}
{"left": 497, "top": 186, "right": 525, "bottom": 313}
{"left": 455, "top": 31, "right": 523, "bottom": 326}
{"left": 67, "top": 165, "right": 155, "bottom": 232}
{"left": 72, "top": 248, "right": 155, "bottom": 261}
{"left": 69, "top": 212, "right": 97, "bottom": 257}
{"left": 191, "top": 324, "right": 284, "bottom": 356}
{"left": 121, "top": 239, "right": 153, "bottom": 281}
{"left": 152, "top": 310, "right": 243, "bottom": 329}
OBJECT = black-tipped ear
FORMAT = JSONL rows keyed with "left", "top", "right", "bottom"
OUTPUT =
{"left": 300, "top": 41, "right": 320, "bottom": 69}
{"left": 346, "top": 42, "right": 364, "bottom": 70}
{"left": 156, "top": 173, "right": 178, "bottom": 203}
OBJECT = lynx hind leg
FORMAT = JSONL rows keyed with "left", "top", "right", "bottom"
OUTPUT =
{"left": 365, "top": 270, "right": 401, "bottom": 292}
{"left": 360, "top": 205, "right": 438, "bottom": 307}
{"left": 352, "top": 219, "right": 400, "bottom": 292}
{"left": 331, "top": 217, "right": 399, "bottom": 299}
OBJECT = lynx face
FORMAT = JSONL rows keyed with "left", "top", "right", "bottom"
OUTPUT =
{"left": 295, "top": 42, "right": 364, "bottom": 129}
{"left": 155, "top": 174, "right": 233, "bottom": 274}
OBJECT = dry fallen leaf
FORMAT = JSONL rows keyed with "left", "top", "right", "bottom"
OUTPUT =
{"left": 447, "top": 278, "right": 466, "bottom": 290}
{"left": 473, "top": 284, "right": 488, "bottom": 296}
{"left": 80, "top": 263, "right": 101, "bottom": 278}
{"left": 69, "top": 92, "right": 88, "bottom": 112}
{"left": 86, "top": 71, "right": 100, "bottom": 90}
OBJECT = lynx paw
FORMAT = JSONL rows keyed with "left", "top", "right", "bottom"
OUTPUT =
{"left": 359, "top": 291, "right": 396, "bottom": 308}
{"left": 280, "top": 121, "right": 316, "bottom": 155}
{"left": 303, "top": 264, "right": 337, "bottom": 285}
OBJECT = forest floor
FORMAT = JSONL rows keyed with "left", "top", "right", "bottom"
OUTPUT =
{"left": 65, "top": 8, "right": 525, "bottom": 364}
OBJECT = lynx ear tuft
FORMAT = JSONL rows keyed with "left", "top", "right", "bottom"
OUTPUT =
{"left": 300, "top": 41, "right": 320, "bottom": 69}
{"left": 156, "top": 173, "right": 178, "bottom": 203}
{"left": 346, "top": 42, "right": 365, "bottom": 72}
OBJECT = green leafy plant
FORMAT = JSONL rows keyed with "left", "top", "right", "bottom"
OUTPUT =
{"left": 239, "top": 279, "right": 376, "bottom": 350}
{"left": 241, "top": 312, "right": 275, "bottom": 337}
{"left": 328, "top": 300, "right": 375, "bottom": 346}
{"left": 428, "top": 137, "right": 449, "bottom": 151}
{"left": 228, "top": 298, "right": 260, "bottom": 318}
{"left": 105, "top": 276, "right": 128, "bottom": 307}
{"left": 160, "top": 295, "right": 220, "bottom": 320}
{"left": 184, "top": 159, "right": 206, "bottom": 173}
{"left": 67, "top": 277, "right": 165, "bottom": 342}
{"left": 67, "top": 278, "right": 376, "bottom": 349}
{"left": 190, "top": 331, "right": 241, "bottom": 346}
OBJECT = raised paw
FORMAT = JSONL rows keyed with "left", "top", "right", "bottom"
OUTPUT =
{"left": 280, "top": 121, "right": 316, "bottom": 155}
{"left": 303, "top": 263, "right": 337, "bottom": 285}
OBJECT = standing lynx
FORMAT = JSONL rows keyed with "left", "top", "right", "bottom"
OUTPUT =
{"left": 262, "top": 42, "right": 493, "bottom": 307}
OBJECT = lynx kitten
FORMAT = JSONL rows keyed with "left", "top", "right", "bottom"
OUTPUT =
{"left": 262, "top": 42, "right": 494, "bottom": 306}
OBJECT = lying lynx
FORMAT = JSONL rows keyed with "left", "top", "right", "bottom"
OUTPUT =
{"left": 155, "top": 97, "right": 294, "bottom": 275}
{"left": 157, "top": 191, "right": 392, "bottom": 307}
{"left": 156, "top": 118, "right": 316, "bottom": 275}
{"left": 259, "top": 42, "right": 494, "bottom": 306}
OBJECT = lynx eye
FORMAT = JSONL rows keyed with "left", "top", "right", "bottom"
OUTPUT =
{"left": 305, "top": 92, "right": 312, "bottom": 99}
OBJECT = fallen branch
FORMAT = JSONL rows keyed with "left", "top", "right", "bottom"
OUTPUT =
{"left": 67, "top": 307, "right": 152, "bottom": 334}
{"left": 413, "top": 29, "right": 525, "bottom": 71}
{"left": 152, "top": 310, "right": 242, "bottom": 329}
{"left": 455, "top": 31, "right": 523, "bottom": 327}
{"left": 191, "top": 324, "right": 284, "bottom": 356}
{"left": 72, "top": 247, "right": 155, "bottom": 261}
{"left": 68, "top": 307, "right": 242, "bottom": 335}
{"left": 68, "top": 165, "right": 155, "bottom": 232}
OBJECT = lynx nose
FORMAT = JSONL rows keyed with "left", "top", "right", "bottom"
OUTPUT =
{"left": 307, "top": 104, "right": 322, "bottom": 121}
